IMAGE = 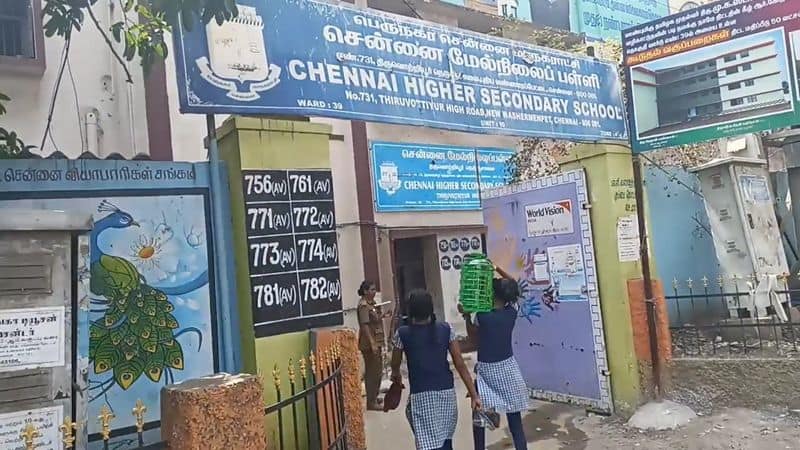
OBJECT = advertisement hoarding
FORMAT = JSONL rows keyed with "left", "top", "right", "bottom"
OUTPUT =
{"left": 371, "top": 142, "right": 513, "bottom": 212}
{"left": 172, "top": 0, "right": 628, "bottom": 141}
{"left": 622, "top": 0, "right": 800, "bottom": 152}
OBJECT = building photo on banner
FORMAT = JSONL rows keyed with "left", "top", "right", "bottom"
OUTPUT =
{"left": 371, "top": 142, "right": 514, "bottom": 212}
{"left": 622, "top": 0, "right": 800, "bottom": 152}
{"left": 172, "top": 0, "right": 628, "bottom": 141}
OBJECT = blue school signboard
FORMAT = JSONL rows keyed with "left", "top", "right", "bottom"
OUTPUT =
{"left": 172, "top": 0, "right": 628, "bottom": 141}
{"left": 371, "top": 142, "right": 513, "bottom": 212}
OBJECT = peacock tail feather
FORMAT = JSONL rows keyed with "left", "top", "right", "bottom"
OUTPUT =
{"left": 89, "top": 255, "right": 185, "bottom": 390}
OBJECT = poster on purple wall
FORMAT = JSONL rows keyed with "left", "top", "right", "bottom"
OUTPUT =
{"left": 482, "top": 169, "right": 612, "bottom": 413}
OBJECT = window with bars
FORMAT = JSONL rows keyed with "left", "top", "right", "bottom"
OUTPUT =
{"left": 0, "top": 0, "right": 35, "bottom": 58}
{"left": 0, "top": 0, "right": 43, "bottom": 73}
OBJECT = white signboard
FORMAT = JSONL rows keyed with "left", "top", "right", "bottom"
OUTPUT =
{"left": 525, "top": 200, "right": 574, "bottom": 237}
{"left": 0, "top": 307, "right": 65, "bottom": 372}
{"left": 0, "top": 406, "right": 63, "bottom": 450}
{"left": 437, "top": 232, "right": 483, "bottom": 338}
{"left": 616, "top": 215, "right": 641, "bottom": 263}
{"left": 547, "top": 243, "right": 587, "bottom": 301}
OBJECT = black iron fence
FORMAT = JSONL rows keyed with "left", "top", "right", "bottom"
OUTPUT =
{"left": 667, "top": 275, "right": 800, "bottom": 358}
{"left": 17, "top": 400, "right": 167, "bottom": 450}
{"left": 19, "top": 342, "right": 348, "bottom": 450}
{"left": 264, "top": 342, "right": 348, "bottom": 450}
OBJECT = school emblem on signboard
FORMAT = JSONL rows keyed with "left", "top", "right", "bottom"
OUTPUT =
{"left": 378, "top": 162, "right": 401, "bottom": 195}
{"left": 195, "top": 5, "right": 281, "bottom": 101}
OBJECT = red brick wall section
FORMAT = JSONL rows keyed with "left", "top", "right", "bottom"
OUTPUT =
{"left": 628, "top": 279, "right": 673, "bottom": 397}
{"left": 628, "top": 278, "right": 672, "bottom": 363}
{"left": 312, "top": 328, "right": 366, "bottom": 450}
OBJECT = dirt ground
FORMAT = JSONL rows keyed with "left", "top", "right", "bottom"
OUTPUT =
{"left": 365, "top": 379, "right": 800, "bottom": 449}
{"left": 523, "top": 404, "right": 800, "bottom": 450}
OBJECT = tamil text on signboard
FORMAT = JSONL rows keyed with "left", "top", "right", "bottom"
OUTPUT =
{"left": 242, "top": 170, "right": 343, "bottom": 337}
{"left": 172, "top": 0, "right": 628, "bottom": 141}
{"left": 573, "top": 0, "right": 669, "bottom": 42}
{"left": 0, "top": 307, "right": 65, "bottom": 372}
{"left": 622, "top": 0, "right": 800, "bottom": 152}
{"left": 371, "top": 142, "right": 513, "bottom": 212}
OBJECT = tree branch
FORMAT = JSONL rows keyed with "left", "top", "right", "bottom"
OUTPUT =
{"left": 85, "top": 1, "right": 134, "bottom": 83}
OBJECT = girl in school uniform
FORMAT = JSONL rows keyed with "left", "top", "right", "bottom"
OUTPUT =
{"left": 461, "top": 276, "right": 530, "bottom": 450}
{"left": 390, "top": 289, "right": 481, "bottom": 450}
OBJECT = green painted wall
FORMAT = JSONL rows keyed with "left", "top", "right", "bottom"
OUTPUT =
{"left": 217, "top": 116, "right": 333, "bottom": 449}
{"left": 558, "top": 143, "right": 654, "bottom": 415}
{"left": 257, "top": 331, "right": 311, "bottom": 449}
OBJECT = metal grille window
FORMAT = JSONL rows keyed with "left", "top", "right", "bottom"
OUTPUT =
{"left": 0, "top": 0, "right": 35, "bottom": 58}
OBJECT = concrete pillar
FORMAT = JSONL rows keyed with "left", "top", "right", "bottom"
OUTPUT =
{"left": 217, "top": 116, "right": 335, "bottom": 448}
{"left": 161, "top": 373, "right": 267, "bottom": 450}
{"left": 558, "top": 143, "right": 660, "bottom": 415}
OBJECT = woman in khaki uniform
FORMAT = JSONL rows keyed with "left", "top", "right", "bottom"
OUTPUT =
{"left": 358, "top": 280, "right": 387, "bottom": 410}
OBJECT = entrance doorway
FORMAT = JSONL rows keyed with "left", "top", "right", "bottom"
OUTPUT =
{"left": 393, "top": 237, "right": 427, "bottom": 309}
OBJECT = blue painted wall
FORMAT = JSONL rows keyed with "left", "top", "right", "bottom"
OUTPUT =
{"left": 643, "top": 165, "right": 721, "bottom": 325}
{"left": 0, "top": 159, "right": 240, "bottom": 447}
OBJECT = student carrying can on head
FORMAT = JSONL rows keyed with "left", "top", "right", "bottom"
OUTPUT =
{"left": 459, "top": 273, "right": 530, "bottom": 450}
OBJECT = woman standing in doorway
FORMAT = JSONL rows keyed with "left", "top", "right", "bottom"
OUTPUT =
{"left": 358, "top": 280, "right": 387, "bottom": 410}
{"left": 391, "top": 289, "right": 481, "bottom": 450}
{"left": 460, "top": 276, "right": 530, "bottom": 450}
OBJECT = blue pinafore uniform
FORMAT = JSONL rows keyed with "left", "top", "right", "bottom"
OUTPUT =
{"left": 473, "top": 305, "right": 529, "bottom": 423}
{"left": 393, "top": 322, "right": 459, "bottom": 450}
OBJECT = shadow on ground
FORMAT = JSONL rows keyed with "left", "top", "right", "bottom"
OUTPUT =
{"left": 488, "top": 403, "right": 589, "bottom": 450}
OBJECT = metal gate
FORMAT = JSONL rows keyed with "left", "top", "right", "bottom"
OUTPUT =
{"left": 482, "top": 169, "right": 612, "bottom": 413}
{"left": 0, "top": 211, "right": 90, "bottom": 450}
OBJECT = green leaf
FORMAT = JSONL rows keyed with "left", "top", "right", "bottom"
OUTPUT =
{"left": 154, "top": 42, "right": 166, "bottom": 58}
{"left": 111, "top": 22, "right": 124, "bottom": 42}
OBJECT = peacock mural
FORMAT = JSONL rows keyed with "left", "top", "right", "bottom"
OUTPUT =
{"left": 77, "top": 197, "right": 214, "bottom": 433}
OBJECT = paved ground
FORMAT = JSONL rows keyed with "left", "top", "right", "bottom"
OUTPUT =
{"left": 365, "top": 379, "right": 800, "bottom": 449}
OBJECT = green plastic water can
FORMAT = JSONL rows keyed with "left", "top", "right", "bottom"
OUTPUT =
{"left": 459, "top": 253, "right": 494, "bottom": 313}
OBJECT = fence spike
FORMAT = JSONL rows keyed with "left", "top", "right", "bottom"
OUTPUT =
{"left": 672, "top": 277, "right": 678, "bottom": 290}
{"left": 325, "top": 348, "right": 333, "bottom": 367}
{"left": 288, "top": 358, "right": 296, "bottom": 384}
{"left": 132, "top": 399, "right": 147, "bottom": 434}
{"left": 687, "top": 278, "right": 694, "bottom": 289}
{"left": 273, "top": 363, "right": 281, "bottom": 387}
{"left": 59, "top": 416, "right": 78, "bottom": 449}
{"left": 20, "top": 423, "right": 40, "bottom": 450}
{"left": 717, "top": 274, "right": 724, "bottom": 287}
{"left": 310, "top": 351, "right": 317, "bottom": 374}
{"left": 702, "top": 276, "right": 709, "bottom": 288}
{"left": 299, "top": 357, "right": 308, "bottom": 380}
{"left": 98, "top": 405, "right": 115, "bottom": 441}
